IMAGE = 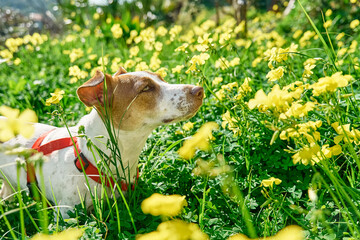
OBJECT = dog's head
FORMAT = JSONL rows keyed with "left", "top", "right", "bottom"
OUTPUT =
{"left": 77, "top": 67, "right": 204, "bottom": 130}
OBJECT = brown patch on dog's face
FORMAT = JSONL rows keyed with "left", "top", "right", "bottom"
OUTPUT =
{"left": 110, "top": 74, "right": 161, "bottom": 131}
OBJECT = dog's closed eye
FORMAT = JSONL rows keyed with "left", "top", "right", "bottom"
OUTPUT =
{"left": 141, "top": 85, "right": 152, "bottom": 92}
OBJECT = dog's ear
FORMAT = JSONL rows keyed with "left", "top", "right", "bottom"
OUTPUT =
{"left": 113, "top": 66, "right": 127, "bottom": 77}
{"left": 77, "top": 70, "right": 113, "bottom": 107}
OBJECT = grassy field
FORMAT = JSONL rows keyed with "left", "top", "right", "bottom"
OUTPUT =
{"left": 1, "top": 1, "right": 360, "bottom": 239}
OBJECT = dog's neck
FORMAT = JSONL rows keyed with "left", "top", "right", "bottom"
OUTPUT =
{"left": 76, "top": 109, "right": 153, "bottom": 180}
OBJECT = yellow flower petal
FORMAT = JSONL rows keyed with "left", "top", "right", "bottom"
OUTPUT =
{"left": 0, "top": 106, "right": 20, "bottom": 119}
{"left": 141, "top": 193, "right": 188, "bottom": 217}
{"left": 31, "top": 228, "right": 84, "bottom": 240}
{"left": 228, "top": 225, "right": 304, "bottom": 240}
{"left": 0, "top": 127, "right": 15, "bottom": 142}
{"left": 18, "top": 109, "right": 38, "bottom": 123}
{"left": 19, "top": 122, "right": 35, "bottom": 139}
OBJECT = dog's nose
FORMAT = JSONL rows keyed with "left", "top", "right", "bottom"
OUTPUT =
{"left": 191, "top": 86, "right": 204, "bottom": 99}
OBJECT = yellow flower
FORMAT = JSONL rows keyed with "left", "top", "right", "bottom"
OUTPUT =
{"left": 178, "top": 122, "right": 219, "bottom": 160}
{"left": 93, "top": 12, "right": 100, "bottom": 20}
{"left": 156, "top": 26, "right": 168, "bottom": 36}
{"left": 299, "top": 31, "right": 316, "bottom": 47}
{"left": 138, "top": 27, "right": 156, "bottom": 48}
{"left": 129, "top": 46, "right": 140, "bottom": 58}
{"left": 84, "top": 62, "right": 91, "bottom": 69}
{"left": 31, "top": 228, "right": 84, "bottom": 240}
{"left": 317, "top": 144, "right": 342, "bottom": 159}
{"left": 236, "top": 77, "right": 252, "bottom": 99}
{"left": 68, "top": 48, "right": 84, "bottom": 63}
{"left": 137, "top": 220, "right": 209, "bottom": 240}
{"left": 72, "top": 24, "right": 81, "bottom": 32}
{"left": 302, "top": 64, "right": 316, "bottom": 79}
{"left": 248, "top": 84, "right": 303, "bottom": 114}
{"left": 215, "top": 57, "right": 230, "bottom": 70}
{"left": 266, "top": 66, "right": 285, "bottom": 82}
{"left": 279, "top": 101, "right": 316, "bottom": 119}
{"left": 292, "top": 30, "right": 303, "bottom": 39}
{"left": 323, "top": 20, "right": 332, "bottom": 28}
{"left": 141, "top": 193, "right": 188, "bottom": 217}
{"left": 228, "top": 225, "right": 304, "bottom": 240}
{"left": 186, "top": 53, "right": 210, "bottom": 74}
{"left": 336, "top": 32, "right": 345, "bottom": 41}
{"left": 280, "top": 120, "right": 322, "bottom": 144}
{"left": 234, "top": 21, "right": 245, "bottom": 34}
{"left": 88, "top": 54, "right": 97, "bottom": 60}
{"left": 64, "top": 34, "right": 77, "bottom": 43}
{"left": 124, "top": 59, "right": 136, "bottom": 69}
{"left": 126, "top": 30, "right": 138, "bottom": 44}
{"left": 261, "top": 177, "right": 282, "bottom": 187}
{"left": 235, "top": 39, "right": 251, "bottom": 48}
{"left": 212, "top": 77, "right": 223, "bottom": 86}
{"left": 349, "top": 40, "right": 358, "bottom": 53}
{"left": 155, "top": 67, "right": 167, "bottom": 78}
{"left": 0, "top": 49, "right": 13, "bottom": 59}
{"left": 97, "top": 56, "right": 109, "bottom": 66}
{"left": 135, "top": 61, "right": 149, "bottom": 71}
{"left": 310, "top": 72, "right": 352, "bottom": 96}
{"left": 150, "top": 52, "right": 161, "bottom": 70}
{"left": 251, "top": 57, "right": 262, "bottom": 67}
{"left": 154, "top": 41, "right": 163, "bottom": 52}
{"left": 229, "top": 57, "right": 240, "bottom": 67}
{"left": 221, "top": 111, "right": 240, "bottom": 136}
{"left": 13, "top": 58, "right": 21, "bottom": 65}
{"left": 337, "top": 48, "right": 347, "bottom": 56}
{"left": 169, "top": 25, "right": 182, "bottom": 41}
{"left": 350, "top": 19, "right": 360, "bottom": 29}
{"left": 182, "top": 122, "right": 194, "bottom": 131}
{"left": 201, "top": 20, "right": 216, "bottom": 31}
{"left": 45, "top": 89, "right": 65, "bottom": 106}
{"left": 197, "top": 33, "right": 213, "bottom": 46}
{"left": 264, "top": 44, "right": 297, "bottom": 66}
{"left": 219, "top": 32, "right": 231, "bottom": 45}
{"left": 69, "top": 65, "right": 88, "bottom": 80}
{"left": 172, "top": 65, "right": 184, "bottom": 74}
{"left": 175, "top": 43, "right": 189, "bottom": 52}
{"left": 325, "top": 9, "right": 332, "bottom": 17}
{"left": 331, "top": 122, "right": 360, "bottom": 145}
{"left": 111, "top": 58, "right": 122, "bottom": 73}
{"left": 292, "top": 143, "right": 321, "bottom": 165}
{"left": 0, "top": 106, "right": 38, "bottom": 142}
{"left": 303, "top": 58, "right": 317, "bottom": 66}
{"left": 5, "top": 37, "right": 24, "bottom": 52}
{"left": 215, "top": 89, "right": 225, "bottom": 101}
{"left": 195, "top": 44, "right": 208, "bottom": 52}
{"left": 111, "top": 24, "right": 123, "bottom": 38}
{"left": 221, "top": 82, "right": 238, "bottom": 91}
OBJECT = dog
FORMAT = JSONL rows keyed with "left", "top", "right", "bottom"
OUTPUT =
{"left": 0, "top": 67, "right": 203, "bottom": 217}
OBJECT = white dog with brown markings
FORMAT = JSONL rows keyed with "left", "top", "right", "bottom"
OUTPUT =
{"left": 0, "top": 67, "right": 203, "bottom": 217}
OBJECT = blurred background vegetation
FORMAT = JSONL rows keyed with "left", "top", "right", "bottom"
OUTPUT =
{"left": 1, "top": 0, "right": 359, "bottom": 44}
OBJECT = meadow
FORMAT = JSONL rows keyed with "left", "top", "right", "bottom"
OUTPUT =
{"left": 1, "top": 1, "right": 360, "bottom": 239}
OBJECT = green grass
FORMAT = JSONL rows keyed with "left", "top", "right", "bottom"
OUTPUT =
{"left": 1, "top": 1, "right": 360, "bottom": 239}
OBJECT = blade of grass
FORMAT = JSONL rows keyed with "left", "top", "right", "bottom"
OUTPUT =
{"left": 297, "top": 0, "right": 338, "bottom": 71}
